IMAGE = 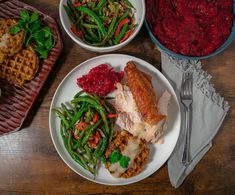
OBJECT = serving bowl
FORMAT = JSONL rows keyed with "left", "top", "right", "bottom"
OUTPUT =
{"left": 145, "top": 2, "right": 235, "bottom": 60}
{"left": 59, "top": 0, "right": 145, "bottom": 52}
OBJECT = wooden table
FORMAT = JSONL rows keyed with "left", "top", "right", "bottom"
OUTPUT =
{"left": 0, "top": 0, "right": 234, "bottom": 194}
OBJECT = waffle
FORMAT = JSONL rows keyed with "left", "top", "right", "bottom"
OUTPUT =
{"left": 0, "top": 19, "right": 24, "bottom": 63}
{"left": 0, "top": 45, "right": 39, "bottom": 86}
{"left": 105, "top": 130, "right": 149, "bottom": 178}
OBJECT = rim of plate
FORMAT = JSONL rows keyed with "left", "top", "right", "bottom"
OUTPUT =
{"left": 49, "top": 54, "right": 181, "bottom": 185}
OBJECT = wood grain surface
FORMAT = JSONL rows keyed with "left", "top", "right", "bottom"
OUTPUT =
{"left": 0, "top": 0, "right": 234, "bottom": 194}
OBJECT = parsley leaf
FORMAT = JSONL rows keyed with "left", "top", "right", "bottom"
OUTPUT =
{"left": 29, "top": 12, "right": 39, "bottom": 23}
{"left": 109, "top": 150, "right": 131, "bottom": 168}
{"left": 42, "top": 26, "right": 52, "bottom": 37}
{"left": 119, "top": 155, "right": 130, "bottom": 168}
{"left": 10, "top": 25, "right": 21, "bottom": 35}
{"left": 109, "top": 151, "right": 122, "bottom": 164}
{"left": 20, "top": 10, "right": 30, "bottom": 22}
{"left": 9, "top": 10, "right": 55, "bottom": 59}
{"left": 45, "top": 36, "right": 53, "bottom": 50}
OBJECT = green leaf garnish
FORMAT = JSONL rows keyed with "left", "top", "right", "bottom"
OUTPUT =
{"left": 45, "top": 36, "right": 53, "bottom": 50}
{"left": 42, "top": 26, "right": 52, "bottom": 37}
{"left": 109, "top": 151, "right": 121, "bottom": 164}
{"left": 10, "top": 25, "right": 21, "bottom": 35}
{"left": 29, "top": 12, "right": 39, "bottom": 23}
{"left": 30, "top": 20, "right": 41, "bottom": 33}
{"left": 109, "top": 150, "right": 131, "bottom": 168}
{"left": 9, "top": 10, "right": 55, "bottom": 59}
{"left": 119, "top": 155, "right": 130, "bottom": 168}
{"left": 20, "top": 10, "right": 30, "bottom": 22}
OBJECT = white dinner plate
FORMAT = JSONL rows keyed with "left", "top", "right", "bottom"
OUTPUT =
{"left": 49, "top": 54, "right": 181, "bottom": 185}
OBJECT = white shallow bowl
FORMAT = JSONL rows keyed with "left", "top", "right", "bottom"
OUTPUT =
{"left": 49, "top": 54, "right": 181, "bottom": 185}
{"left": 59, "top": 0, "right": 145, "bottom": 52}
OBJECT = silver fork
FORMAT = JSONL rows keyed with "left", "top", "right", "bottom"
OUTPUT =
{"left": 180, "top": 72, "right": 193, "bottom": 165}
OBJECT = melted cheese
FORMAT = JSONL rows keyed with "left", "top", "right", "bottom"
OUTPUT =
{"left": 109, "top": 139, "right": 140, "bottom": 178}
{"left": 0, "top": 33, "right": 9, "bottom": 48}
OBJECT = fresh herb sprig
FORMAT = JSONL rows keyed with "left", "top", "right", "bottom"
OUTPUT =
{"left": 10, "top": 10, "right": 55, "bottom": 59}
{"left": 109, "top": 150, "right": 130, "bottom": 168}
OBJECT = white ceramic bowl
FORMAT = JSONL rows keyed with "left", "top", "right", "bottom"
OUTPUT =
{"left": 59, "top": 0, "right": 145, "bottom": 52}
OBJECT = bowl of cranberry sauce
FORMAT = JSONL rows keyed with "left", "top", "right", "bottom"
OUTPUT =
{"left": 145, "top": 0, "right": 235, "bottom": 60}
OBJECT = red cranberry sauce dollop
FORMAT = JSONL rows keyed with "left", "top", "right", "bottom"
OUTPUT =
{"left": 146, "top": 0, "right": 234, "bottom": 56}
{"left": 77, "top": 64, "right": 124, "bottom": 96}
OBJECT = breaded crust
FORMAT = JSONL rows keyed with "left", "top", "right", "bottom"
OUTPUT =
{"left": 105, "top": 130, "right": 149, "bottom": 178}
{"left": 0, "top": 19, "right": 24, "bottom": 63}
{"left": 0, "top": 45, "right": 39, "bottom": 86}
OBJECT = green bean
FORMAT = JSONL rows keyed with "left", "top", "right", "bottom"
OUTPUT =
{"left": 94, "top": 138, "right": 103, "bottom": 158}
{"left": 97, "top": 29, "right": 101, "bottom": 42}
{"left": 53, "top": 109, "right": 70, "bottom": 129}
{"left": 84, "top": 34, "right": 97, "bottom": 43}
{"left": 107, "top": 4, "right": 119, "bottom": 35}
{"left": 68, "top": 105, "right": 87, "bottom": 129}
{"left": 61, "top": 103, "right": 73, "bottom": 120}
{"left": 96, "top": 0, "right": 107, "bottom": 17}
{"left": 84, "top": 145, "right": 94, "bottom": 164}
{"left": 125, "top": 0, "right": 134, "bottom": 8}
{"left": 72, "top": 97, "right": 104, "bottom": 111}
{"left": 86, "top": 94, "right": 101, "bottom": 105}
{"left": 95, "top": 4, "right": 119, "bottom": 45}
{"left": 114, "top": 23, "right": 128, "bottom": 44}
{"left": 71, "top": 153, "right": 86, "bottom": 169}
{"left": 71, "top": 150, "right": 94, "bottom": 173}
{"left": 101, "top": 98, "right": 114, "bottom": 114}
{"left": 76, "top": 6, "right": 107, "bottom": 36}
{"left": 96, "top": 0, "right": 106, "bottom": 11}
{"left": 96, "top": 137, "right": 107, "bottom": 158}
{"left": 72, "top": 140, "right": 79, "bottom": 150}
{"left": 100, "top": 15, "right": 109, "bottom": 21}
{"left": 85, "top": 108, "right": 94, "bottom": 123}
{"left": 67, "top": 0, "right": 80, "bottom": 21}
{"left": 63, "top": 5, "right": 76, "bottom": 24}
{"left": 74, "top": 90, "right": 84, "bottom": 99}
{"left": 77, "top": 124, "right": 92, "bottom": 147}
{"left": 76, "top": 96, "right": 110, "bottom": 135}
{"left": 82, "top": 120, "right": 101, "bottom": 146}
{"left": 55, "top": 91, "right": 116, "bottom": 175}
{"left": 81, "top": 23, "right": 99, "bottom": 29}
{"left": 67, "top": 130, "right": 73, "bottom": 154}
{"left": 99, "top": 110, "right": 110, "bottom": 135}
{"left": 60, "top": 120, "right": 68, "bottom": 138}
{"left": 86, "top": 28, "right": 99, "bottom": 42}
{"left": 60, "top": 121, "right": 70, "bottom": 152}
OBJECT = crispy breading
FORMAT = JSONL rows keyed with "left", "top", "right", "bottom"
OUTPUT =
{"left": 0, "top": 45, "right": 39, "bottom": 86}
{"left": 0, "top": 19, "right": 24, "bottom": 63}
{"left": 105, "top": 130, "right": 149, "bottom": 178}
{"left": 124, "top": 61, "right": 166, "bottom": 125}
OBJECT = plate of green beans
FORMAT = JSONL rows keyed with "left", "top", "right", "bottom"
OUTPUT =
{"left": 59, "top": 0, "right": 146, "bottom": 52}
{"left": 52, "top": 91, "right": 116, "bottom": 175}
{"left": 49, "top": 54, "right": 181, "bottom": 185}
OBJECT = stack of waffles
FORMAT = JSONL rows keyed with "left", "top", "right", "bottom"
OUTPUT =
{"left": 0, "top": 19, "right": 39, "bottom": 86}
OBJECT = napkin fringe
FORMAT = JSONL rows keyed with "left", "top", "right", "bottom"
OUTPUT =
{"left": 167, "top": 56, "right": 230, "bottom": 112}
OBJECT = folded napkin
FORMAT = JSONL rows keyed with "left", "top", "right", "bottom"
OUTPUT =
{"left": 160, "top": 52, "right": 230, "bottom": 188}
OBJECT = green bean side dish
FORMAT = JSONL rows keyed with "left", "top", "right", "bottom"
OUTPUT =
{"left": 64, "top": 0, "right": 137, "bottom": 46}
{"left": 53, "top": 91, "right": 116, "bottom": 175}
